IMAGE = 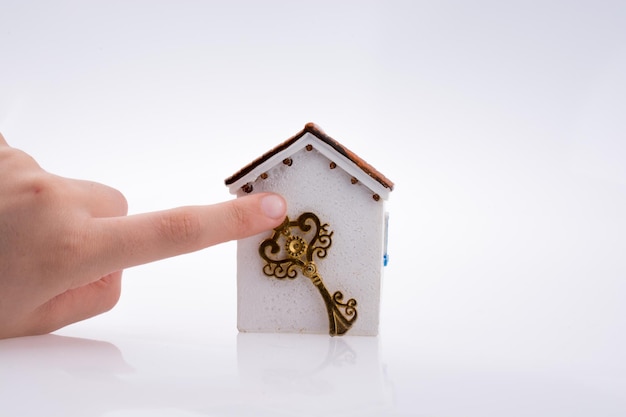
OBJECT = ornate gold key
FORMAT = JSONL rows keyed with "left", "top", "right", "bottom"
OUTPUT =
{"left": 259, "top": 212, "right": 358, "bottom": 336}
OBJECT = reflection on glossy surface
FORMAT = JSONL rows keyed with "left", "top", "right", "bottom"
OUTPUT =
{"left": 0, "top": 334, "right": 132, "bottom": 375}
{"left": 237, "top": 333, "right": 393, "bottom": 416}
{"left": 0, "top": 333, "right": 396, "bottom": 417}
{"left": 0, "top": 335, "right": 133, "bottom": 416}
{"left": 0, "top": 334, "right": 230, "bottom": 417}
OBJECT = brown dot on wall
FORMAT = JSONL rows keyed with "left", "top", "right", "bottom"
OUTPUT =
{"left": 329, "top": 162, "right": 337, "bottom": 169}
{"left": 260, "top": 172, "right": 268, "bottom": 180}
{"left": 242, "top": 183, "right": 254, "bottom": 193}
{"left": 306, "top": 144, "right": 313, "bottom": 151}
{"left": 351, "top": 177, "right": 358, "bottom": 184}
{"left": 373, "top": 194, "right": 380, "bottom": 201}
{"left": 283, "top": 158, "right": 293, "bottom": 166}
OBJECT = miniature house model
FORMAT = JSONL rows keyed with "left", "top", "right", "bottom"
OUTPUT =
{"left": 225, "top": 123, "right": 394, "bottom": 336}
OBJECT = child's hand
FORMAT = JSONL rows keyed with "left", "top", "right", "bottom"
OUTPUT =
{"left": 0, "top": 133, "right": 286, "bottom": 339}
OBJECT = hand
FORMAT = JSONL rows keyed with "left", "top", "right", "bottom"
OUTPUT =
{"left": 0, "top": 133, "right": 287, "bottom": 339}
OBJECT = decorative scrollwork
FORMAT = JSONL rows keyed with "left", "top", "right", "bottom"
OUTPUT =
{"left": 259, "top": 212, "right": 333, "bottom": 278}
{"left": 259, "top": 212, "right": 358, "bottom": 336}
{"left": 333, "top": 291, "right": 358, "bottom": 318}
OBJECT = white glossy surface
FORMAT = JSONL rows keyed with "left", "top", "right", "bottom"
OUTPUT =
{"left": 1, "top": 1, "right": 625, "bottom": 416}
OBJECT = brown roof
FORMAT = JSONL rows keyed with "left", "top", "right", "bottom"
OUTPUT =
{"left": 224, "top": 123, "right": 395, "bottom": 191}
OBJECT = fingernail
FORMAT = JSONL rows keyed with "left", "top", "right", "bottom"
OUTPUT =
{"left": 261, "top": 194, "right": 287, "bottom": 219}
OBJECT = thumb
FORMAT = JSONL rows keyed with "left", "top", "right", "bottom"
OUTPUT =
{"left": 87, "top": 193, "right": 287, "bottom": 275}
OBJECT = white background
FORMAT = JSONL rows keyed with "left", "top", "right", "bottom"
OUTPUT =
{"left": 1, "top": 1, "right": 625, "bottom": 416}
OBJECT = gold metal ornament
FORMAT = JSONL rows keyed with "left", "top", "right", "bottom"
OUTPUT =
{"left": 259, "top": 212, "right": 358, "bottom": 336}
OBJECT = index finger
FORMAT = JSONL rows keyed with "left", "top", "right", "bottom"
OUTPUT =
{"left": 86, "top": 193, "right": 287, "bottom": 276}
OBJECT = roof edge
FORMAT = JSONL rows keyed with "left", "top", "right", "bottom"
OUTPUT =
{"left": 224, "top": 123, "right": 395, "bottom": 192}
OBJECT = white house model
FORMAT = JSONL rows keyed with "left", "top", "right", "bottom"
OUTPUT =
{"left": 225, "top": 123, "right": 394, "bottom": 336}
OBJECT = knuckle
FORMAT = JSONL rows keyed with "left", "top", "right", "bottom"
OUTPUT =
{"left": 157, "top": 209, "right": 201, "bottom": 245}
{"left": 98, "top": 183, "right": 129, "bottom": 216}
{"left": 0, "top": 147, "right": 39, "bottom": 173}
{"left": 107, "top": 187, "right": 128, "bottom": 216}
{"left": 23, "top": 174, "right": 69, "bottom": 212}
{"left": 116, "top": 190, "right": 129, "bottom": 216}
{"left": 93, "top": 274, "right": 122, "bottom": 312}
{"left": 25, "top": 173, "right": 58, "bottom": 200}
{"left": 224, "top": 201, "right": 254, "bottom": 238}
{"left": 96, "top": 183, "right": 128, "bottom": 216}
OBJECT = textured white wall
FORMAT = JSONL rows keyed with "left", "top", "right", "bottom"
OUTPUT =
{"left": 236, "top": 139, "right": 386, "bottom": 335}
